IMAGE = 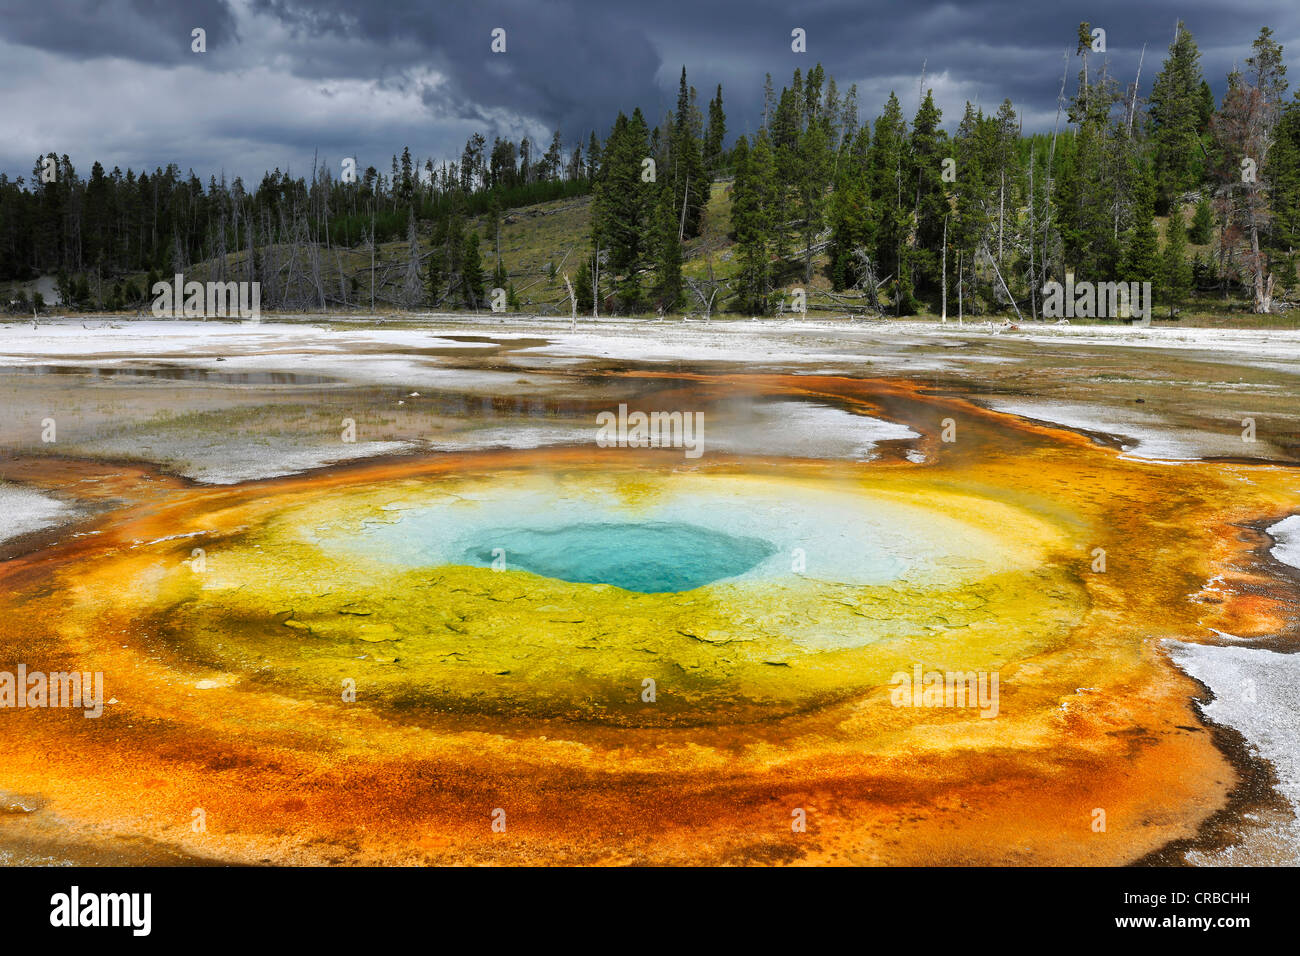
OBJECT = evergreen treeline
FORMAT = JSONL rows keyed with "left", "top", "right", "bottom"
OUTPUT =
{"left": 5, "top": 21, "right": 1300, "bottom": 317}
{"left": 0, "top": 130, "right": 591, "bottom": 311}
{"left": 586, "top": 24, "right": 1300, "bottom": 317}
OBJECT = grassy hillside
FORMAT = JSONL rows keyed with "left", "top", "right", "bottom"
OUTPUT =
{"left": 1, "top": 181, "right": 850, "bottom": 320}
{"left": 6, "top": 184, "right": 1297, "bottom": 327}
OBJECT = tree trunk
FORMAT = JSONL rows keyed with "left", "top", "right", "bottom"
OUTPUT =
{"left": 988, "top": 247, "right": 1023, "bottom": 321}
{"left": 563, "top": 273, "right": 577, "bottom": 331}
{"left": 957, "top": 249, "right": 963, "bottom": 323}
{"left": 941, "top": 215, "right": 948, "bottom": 322}
{"left": 1250, "top": 214, "right": 1272, "bottom": 312}
{"left": 1044, "top": 51, "right": 1068, "bottom": 294}
{"left": 1029, "top": 154, "right": 1037, "bottom": 320}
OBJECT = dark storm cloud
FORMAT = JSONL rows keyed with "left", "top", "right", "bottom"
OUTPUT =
{"left": 250, "top": 0, "right": 667, "bottom": 136}
{"left": 1, "top": 0, "right": 1298, "bottom": 181}
{"left": 3, "top": 0, "right": 238, "bottom": 61}
{"left": 251, "top": 0, "right": 1300, "bottom": 135}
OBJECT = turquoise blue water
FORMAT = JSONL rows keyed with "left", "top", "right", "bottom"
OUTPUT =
{"left": 459, "top": 521, "right": 777, "bottom": 593}
{"left": 312, "top": 481, "right": 929, "bottom": 596}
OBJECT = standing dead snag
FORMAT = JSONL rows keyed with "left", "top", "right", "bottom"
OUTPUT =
{"left": 941, "top": 214, "right": 948, "bottom": 323}
{"left": 403, "top": 210, "right": 423, "bottom": 309}
{"left": 985, "top": 246, "right": 1024, "bottom": 322}
{"left": 684, "top": 251, "right": 729, "bottom": 324}
{"left": 563, "top": 273, "right": 577, "bottom": 331}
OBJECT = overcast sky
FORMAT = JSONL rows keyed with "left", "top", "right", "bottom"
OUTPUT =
{"left": 1, "top": 0, "right": 1295, "bottom": 185}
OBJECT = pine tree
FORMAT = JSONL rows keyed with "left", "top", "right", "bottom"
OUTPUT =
{"left": 868, "top": 92, "right": 909, "bottom": 308}
{"left": 593, "top": 109, "right": 654, "bottom": 312}
{"left": 586, "top": 131, "right": 602, "bottom": 181}
{"left": 769, "top": 82, "right": 803, "bottom": 262}
{"left": 828, "top": 125, "right": 874, "bottom": 291}
{"left": 1162, "top": 203, "right": 1193, "bottom": 318}
{"left": 950, "top": 103, "right": 988, "bottom": 310}
{"left": 1058, "top": 128, "right": 1123, "bottom": 279}
{"left": 908, "top": 90, "right": 950, "bottom": 298}
{"left": 1190, "top": 193, "right": 1214, "bottom": 244}
{"left": 652, "top": 182, "right": 683, "bottom": 310}
{"left": 803, "top": 64, "right": 824, "bottom": 127}
{"left": 399, "top": 146, "right": 415, "bottom": 205}
{"left": 1269, "top": 100, "right": 1300, "bottom": 253}
{"left": 429, "top": 200, "right": 466, "bottom": 305}
{"left": 575, "top": 254, "right": 594, "bottom": 311}
{"left": 1148, "top": 22, "right": 1208, "bottom": 210}
{"left": 1197, "top": 80, "right": 1216, "bottom": 132}
{"left": 704, "top": 84, "right": 727, "bottom": 172}
{"left": 1122, "top": 166, "right": 1161, "bottom": 293}
{"left": 672, "top": 67, "right": 709, "bottom": 239}
{"left": 462, "top": 232, "right": 484, "bottom": 309}
{"left": 991, "top": 100, "right": 1021, "bottom": 269}
{"left": 796, "top": 120, "right": 831, "bottom": 282}
{"left": 542, "top": 130, "right": 563, "bottom": 181}
{"left": 731, "top": 134, "right": 776, "bottom": 312}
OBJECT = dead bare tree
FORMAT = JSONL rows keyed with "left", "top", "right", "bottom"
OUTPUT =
{"left": 1028, "top": 155, "right": 1036, "bottom": 320}
{"left": 214, "top": 211, "right": 228, "bottom": 285}
{"left": 982, "top": 244, "right": 1024, "bottom": 321}
{"left": 562, "top": 273, "right": 578, "bottom": 331}
{"left": 402, "top": 211, "right": 424, "bottom": 308}
{"left": 335, "top": 247, "right": 350, "bottom": 309}
{"left": 1127, "top": 43, "right": 1147, "bottom": 138}
{"left": 957, "top": 249, "right": 963, "bottom": 323}
{"left": 1043, "top": 50, "right": 1069, "bottom": 294}
{"left": 678, "top": 177, "right": 690, "bottom": 242}
{"left": 941, "top": 214, "right": 948, "bottom": 322}
{"left": 684, "top": 252, "right": 729, "bottom": 324}
{"left": 307, "top": 211, "right": 326, "bottom": 311}
{"left": 849, "top": 248, "right": 888, "bottom": 312}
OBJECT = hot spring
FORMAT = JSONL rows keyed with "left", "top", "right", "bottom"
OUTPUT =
{"left": 459, "top": 522, "right": 777, "bottom": 593}
{"left": 3, "top": 365, "right": 1296, "bottom": 867}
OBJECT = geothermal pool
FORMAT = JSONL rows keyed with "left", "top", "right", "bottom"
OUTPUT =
{"left": 312, "top": 472, "right": 1013, "bottom": 591}
{"left": 0, "top": 317, "right": 1297, "bottom": 866}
